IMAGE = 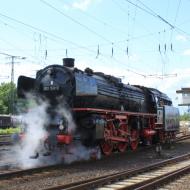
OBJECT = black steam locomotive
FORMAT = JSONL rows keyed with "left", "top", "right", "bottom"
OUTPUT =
{"left": 17, "top": 58, "right": 179, "bottom": 155}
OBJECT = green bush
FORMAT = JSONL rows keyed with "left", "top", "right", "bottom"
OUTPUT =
{"left": 0, "top": 82, "right": 16, "bottom": 114}
{"left": 0, "top": 127, "right": 21, "bottom": 134}
{"left": 180, "top": 113, "right": 190, "bottom": 121}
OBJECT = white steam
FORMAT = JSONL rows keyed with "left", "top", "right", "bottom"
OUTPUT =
{"left": 12, "top": 95, "right": 101, "bottom": 168}
{"left": 57, "top": 103, "right": 76, "bottom": 133}
{"left": 16, "top": 101, "right": 48, "bottom": 168}
{"left": 63, "top": 142, "right": 101, "bottom": 164}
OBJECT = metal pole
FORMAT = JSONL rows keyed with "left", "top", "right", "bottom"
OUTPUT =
{"left": 10, "top": 56, "right": 15, "bottom": 115}
{"left": 0, "top": 52, "right": 26, "bottom": 115}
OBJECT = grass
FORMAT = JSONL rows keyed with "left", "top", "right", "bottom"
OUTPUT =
{"left": 0, "top": 127, "right": 21, "bottom": 135}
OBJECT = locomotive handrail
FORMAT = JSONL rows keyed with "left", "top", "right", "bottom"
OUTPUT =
{"left": 73, "top": 107, "right": 157, "bottom": 118}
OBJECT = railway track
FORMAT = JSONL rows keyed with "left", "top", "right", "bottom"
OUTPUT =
{"left": 0, "top": 134, "right": 12, "bottom": 145}
{"left": 41, "top": 153, "right": 190, "bottom": 190}
{"left": 0, "top": 162, "right": 68, "bottom": 179}
{"left": 0, "top": 134, "right": 190, "bottom": 189}
{"left": 157, "top": 172, "right": 190, "bottom": 190}
{"left": 0, "top": 141, "right": 12, "bottom": 146}
{"left": 175, "top": 134, "right": 190, "bottom": 142}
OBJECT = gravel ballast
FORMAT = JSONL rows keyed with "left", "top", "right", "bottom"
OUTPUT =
{"left": 1, "top": 140, "right": 190, "bottom": 190}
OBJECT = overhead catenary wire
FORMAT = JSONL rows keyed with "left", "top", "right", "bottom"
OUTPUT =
{"left": 0, "top": 18, "right": 177, "bottom": 59}
{"left": 112, "top": 0, "right": 151, "bottom": 40}
{"left": 169, "top": 0, "right": 182, "bottom": 41}
{"left": 41, "top": 0, "right": 160, "bottom": 58}
{"left": 0, "top": 13, "right": 168, "bottom": 58}
{"left": 125, "top": 0, "right": 190, "bottom": 39}
{"left": 0, "top": 12, "right": 98, "bottom": 55}
{"left": 0, "top": 18, "right": 74, "bottom": 64}
{"left": 112, "top": 0, "right": 169, "bottom": 59}
{"left": 40, "top": 0, "right": 112, "bottom": 44}
{"left": 123, "top": 0, "right": 189, "bottom": 79}
{"left": 0, "top": 11, "right": 151, "bottom": 78}
{"left": 0, "top": 1, "right": 187, "bottom": 80}
{"left": 58, "top": 0, "right": 129, "bottom": 37}
{"left": 124, "top": 0, "right": 175, "bottom": 28}
{"left": 0, "top": 12, "right": 173, "bottom": 56}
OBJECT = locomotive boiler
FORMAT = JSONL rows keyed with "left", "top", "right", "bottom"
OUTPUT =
{"left": 17, "top": 58, "right": 179, "bottom": 156}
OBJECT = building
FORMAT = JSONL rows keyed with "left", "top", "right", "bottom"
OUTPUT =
{"left": 176, "top": 88, "right": 190, "bottom": 106}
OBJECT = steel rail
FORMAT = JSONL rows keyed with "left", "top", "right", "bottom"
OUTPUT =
{"left": 135, "top": 165, "right": 190, "bottom": 190}
{"left": 0, "top": 163, "right": 69, "bottom": 180}
{"left": 43, "top": 152, "right": 190, "bottom": 190}
{"left": 0, "top": 134, "right": 12, "bottom": 146}
{"left": 0, "top": 141, "right": 12, "bottom": 146}
{"left": 175, "top": 134, "right": 190, "bottom": 142}
{"left": 0, "top": 134, "right": 12, "bottom": 138}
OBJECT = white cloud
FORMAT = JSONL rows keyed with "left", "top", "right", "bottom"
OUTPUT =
{"left": 72, "top": 0, "right": 97, "bottom": 11}
{"left": 183, "top": 49, "right": 190, "bottom": 56}
{"left": 176, "top": 34, "right": 187, "bottom": 42}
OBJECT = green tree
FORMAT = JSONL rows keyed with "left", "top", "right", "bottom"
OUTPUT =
{"left": 0, "top": 82, "right": 17, "bottom": 114}
{"left": 179, "top": 112, "right": 190, "bottom": 121}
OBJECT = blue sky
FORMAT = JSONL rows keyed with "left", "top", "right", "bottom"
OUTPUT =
{"left": 0, "top": 0, "right": 190, "bottom": 112}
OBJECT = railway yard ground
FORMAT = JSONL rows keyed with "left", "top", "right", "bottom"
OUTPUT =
{"left": 1, "top": 137, "right": 190, "bottom": 190}
{"left": 159, "top": 173, "right": 190, "bottom": 190}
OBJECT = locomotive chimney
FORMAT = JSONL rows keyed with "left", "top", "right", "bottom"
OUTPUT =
{"left": 63, "top": 58, "right": 75, "bottom": 68}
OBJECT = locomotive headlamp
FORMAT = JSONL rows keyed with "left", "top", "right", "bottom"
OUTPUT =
{"left": 59, "top": 119, "right": 65, "bottom": 130}
{"left": 59, "top": 124, "right": 65, "bottom": 130}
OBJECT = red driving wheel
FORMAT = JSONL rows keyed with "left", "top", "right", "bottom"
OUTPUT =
{"left": 118, "top": 124, "right": 128, "bottom": 152}
{"left": 101, "top": 121, "right": 114, "bottom": 156}
{"left": 101, "top": 141, "right": 113, "bottom": 156}
{"left": 130, "top": 129, "right": 139, "bottom": 151}
{"left": 118, "top": 142, "right": 127, "bottom": 152}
